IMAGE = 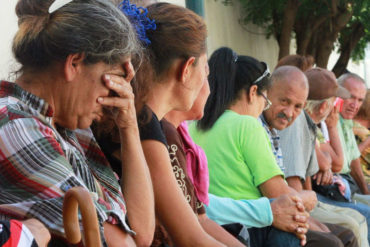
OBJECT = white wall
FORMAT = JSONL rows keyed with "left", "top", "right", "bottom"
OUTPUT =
{"left": 0, "top": 0, "right": 368, "bottom": 87}
{"left": 204, "top": 0, "right": 279, "bottom": 71}
{"left": 162, "top": 0, "right": 185, "bottom": 7}
{"left": 0, "top": 0, "right": 18, "bottom": 80}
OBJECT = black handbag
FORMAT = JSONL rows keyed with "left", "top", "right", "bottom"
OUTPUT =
{"left": 312, "top": 178, "right": 349, "bottom": 202}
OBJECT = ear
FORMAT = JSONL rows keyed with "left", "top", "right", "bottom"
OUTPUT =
{"left": 64, "top": 53, "right": 85, "bottom": 82}
{"left": 248, "top": 85, "right": 258, "bottom": 103}
{"left": 179, "top": 57, "right": 196, "bottom": 83}
{"left": 318, "top": 101, "right": 328, "bottom": 114}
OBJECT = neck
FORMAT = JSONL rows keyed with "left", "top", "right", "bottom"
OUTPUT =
{"left": 262, "top": 112, "right": 273, "bottom": 130}
{"left": 306, "top": 111, "right": 320, "bottom": 124}
{"left": 228, "top": 98, "right": 256, "bottom": 117}
{"left": 16, "top": 72, "right": 57, "bottom": 113}
{"left": 165, "top": 111, "right": 188, "bottom": 128}
{"left": 145, "top": 80, "right": 177, "bottom": 120}
{"left": 16, "top": 69, "right": 75, "bottom": 128}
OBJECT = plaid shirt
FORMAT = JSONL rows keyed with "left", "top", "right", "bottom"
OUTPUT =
{"left": 0, "top": 81, "right": 133, "bottom": 244}
{"left": 259, "top": 115, "right": 285, "bottom": 173}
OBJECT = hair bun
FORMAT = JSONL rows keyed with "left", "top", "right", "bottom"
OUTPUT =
{"left": 15, "top": 0, "right": 51, "bottom": 18}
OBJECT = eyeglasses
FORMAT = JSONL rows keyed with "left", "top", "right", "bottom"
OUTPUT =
{"left": 261, "top": 93, "right": 272, "bottom": 111}
{"left": 253, "top": 62, "right": 270, "bottom": 85}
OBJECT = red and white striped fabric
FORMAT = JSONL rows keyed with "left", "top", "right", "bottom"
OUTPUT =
{"left": 0, "top": 220, "right": 37, "bottom": 247}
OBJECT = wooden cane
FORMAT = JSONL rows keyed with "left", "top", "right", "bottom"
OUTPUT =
{"left": 63, "top": 187, "right": 101, "bottom": 247}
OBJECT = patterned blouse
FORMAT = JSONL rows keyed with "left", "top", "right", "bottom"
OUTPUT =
{"left": 0, "top": 81, "right": 133, "bottom": 245}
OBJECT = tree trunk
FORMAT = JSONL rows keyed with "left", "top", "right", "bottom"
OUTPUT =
{"left": 295, "top": 15, "right": 328, "bottom": 55}
{"left": 314, "top": 7, "right": 352, "bottom": 68}
{"left": 278, "top": 0, "right": 300, "bottom": 59}
{"left": 332, "top": 22, "right": 365, "bottom": 77}
{"left": 315, "top": 30, "right": 336, "bottom": 68}
{"left": 306, "top": 30, "right": 319, "bottom": 58}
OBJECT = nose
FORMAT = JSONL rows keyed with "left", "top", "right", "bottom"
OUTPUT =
{"left": 283, "top": 106, "right": 294, "bottom": 119}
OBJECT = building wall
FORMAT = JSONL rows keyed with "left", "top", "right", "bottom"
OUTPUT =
{"left": 204, "top": 0, "right": 279, "bottom": 71}
{"left": 0, "top": 0, "right": 368, "bottom": 87}
{"left": 0, "top": 0, "right": 18, "bottom": 80}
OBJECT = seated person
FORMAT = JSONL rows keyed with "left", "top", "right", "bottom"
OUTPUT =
{"left": 190, "top": 47, "right": 355, "bottom": 247}
{"left": 95, "top": 3, "right": 241, "bottom": 247}
{"left": 164, "top": 73, "right": 309, "bottom": 247}
{"left": 0, "top": 0, "right": 154, "bottom": 246}
{"left": 271, "top": 57, "right": 367, "bottom": 246}
{"left": 336, "top": 73, "right": 369, "bottom": 202}
{"left": 353, "top": 89, "right": 370, "bottom": 182}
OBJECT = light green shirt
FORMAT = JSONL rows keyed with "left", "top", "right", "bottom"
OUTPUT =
{"left": 338, "top": 115, "right": 361, "bottom": 174}
{"left": 189, "top": 110, "right": 283, "bottom": 200}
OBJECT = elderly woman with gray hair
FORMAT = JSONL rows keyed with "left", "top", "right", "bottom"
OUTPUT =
{"left": 0, "top": 0, "right": 154, "bottom": 246}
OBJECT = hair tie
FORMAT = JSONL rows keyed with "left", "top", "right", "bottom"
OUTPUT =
{"left": 232, "top": 50, "right": 238, "bottom": 63}
{"left": 118, "top": 0, "right": 156, "bottom": 46}
{"left": 48, "top": 0, "right": 73, "bottom": 14}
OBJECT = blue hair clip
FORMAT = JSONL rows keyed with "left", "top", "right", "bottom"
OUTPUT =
{"left": 118, "top": 0, "right": 156, "bottom": 46}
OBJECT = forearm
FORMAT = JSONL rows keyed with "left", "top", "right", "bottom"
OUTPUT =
{"left": 287, "top": 177, "right": 316, "bottom": 211}
{"left": 206, "top": 194, "right": 273, "bottom": 228}
{"left": 358, "top": 137, "right": 370, "bottom": 153}
{"left": 142, "top": 142, "right": 225, "bottom": 247}
{"left": 315, "top": 145, "right": 331, "bottom": 171}
{"left": 120, "top": 127, "right": 155, "bottom": 245}
{"left": 198, "top": 214, "right": 244, "bottom": 247}
{"left": 350, "top": 159, "right": 369, "bottom": 194}
{"left": 303, "top": 177, "right": 312, "bottom": 191}
{"left": 326, "top": 126, "right": 344, "bottom": 170}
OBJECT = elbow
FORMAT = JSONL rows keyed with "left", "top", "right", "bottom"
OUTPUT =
{"left": 133, "top": 221, "right": 155, "bottom": 247}
{"left": 134, "top": 234, "right": 154, "bottom": 247}
{"left": 331, "top": 163, "right": 343, "bottom": 173}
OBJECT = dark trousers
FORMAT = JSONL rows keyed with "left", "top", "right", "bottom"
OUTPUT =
{"left": 248, "top": 226, "right": 300, "bottom": 247}
{"left": 306, "top": 223, "right": 358, "bottom": 247}
{"left": 224, "top": 223, "right": 357, "bottom": 247}
{"left": 223, "top": 223, "right": 300, "bottom": 247}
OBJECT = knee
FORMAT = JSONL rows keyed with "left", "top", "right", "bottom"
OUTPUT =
{"left": 306, "top": 231, "right": 344, "bottom": 247}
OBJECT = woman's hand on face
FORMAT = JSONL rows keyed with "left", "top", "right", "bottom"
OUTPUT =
{"left": 98, "top": 61, "right": 137, "bottom": 130}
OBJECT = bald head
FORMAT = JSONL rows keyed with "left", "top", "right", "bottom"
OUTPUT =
{"left": 270, "top": 66, "right": 308, "bottom": 91}
{"left": 263, "top": 66, "right": 308, "bottom": 130}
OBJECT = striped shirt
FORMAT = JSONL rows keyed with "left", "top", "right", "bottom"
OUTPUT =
{"left": 259, "top": 115, "right": 285, "bottom": 173}
{"left": 0, "top": 81, "right": 133, "bottom": 245}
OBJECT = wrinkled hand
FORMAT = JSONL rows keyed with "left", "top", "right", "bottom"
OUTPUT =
{"left": 325, "top": 107, "right": 339, "bottom": 129}
{"left": 98, "top": 62, "right": 137, "bottom": 130}
{"left": 313, "top": 170, "right": 333, "bottom": 186}
{"left": 22, "top": 219, "right": 51, "bottom": 247}
{"left": 308, "top": 217, "right": 330, "bottom": 233}
{"left": 271, "top": 194, "right": 309, "bottom": 246}
{"left": 297, "top": 190, "right": 317, "bottom": 212}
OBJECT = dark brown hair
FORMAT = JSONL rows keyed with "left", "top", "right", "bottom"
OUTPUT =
{"left": 356, "top": 89, "right": 370, "bottom": 119}
{"left": 133, "top": 2, "right": 207, "bottom": 111}
{"left": 275, "top": 54, "right": 315, "bottom": 72}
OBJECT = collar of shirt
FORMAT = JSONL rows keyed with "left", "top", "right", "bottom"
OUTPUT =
{"left": 303, "top": 110, "right": 317, "bottom": 136}
{"left": 339, "top": 115, "right": 354, "bottom": 129}
{"left": 0, "top": 81, "right": 54, "bottom": 117}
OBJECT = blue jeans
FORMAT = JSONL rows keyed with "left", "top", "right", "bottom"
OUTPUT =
{"left": 248, "top": 226, "right": 300, "bottom": 247}
{"left": 317, "top": 193, "right": 370, "bottom": 243}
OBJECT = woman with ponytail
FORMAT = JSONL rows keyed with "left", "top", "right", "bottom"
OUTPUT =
{"left": 189, "top": 47, "right": 311, "bottom": 247}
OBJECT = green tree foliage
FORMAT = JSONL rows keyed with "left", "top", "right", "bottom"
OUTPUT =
{"left": 223, "top": 0, "right": 370, "bottom": 76}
